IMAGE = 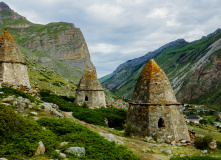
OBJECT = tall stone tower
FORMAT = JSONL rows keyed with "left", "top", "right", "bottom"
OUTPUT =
{"left": 126, "top": 59, "right": 190, "bottom": 142}
{"left": 0, "top": 28, "right": 30, "bottom": 86}
{"left": 75, "top": 70, "right": 106, "bottom": 109}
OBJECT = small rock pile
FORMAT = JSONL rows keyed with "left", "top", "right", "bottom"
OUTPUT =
{"left": 188, "top": 129, "right": 200, "bottom": 139}
{"left": 165, "top": 139, "right": 193, "bottom": 148}
{"left": 2, "top": 96, "right": 64, "bottom": 119}
{"left": 1, "top": 82, "right": 41, "bottom": 97}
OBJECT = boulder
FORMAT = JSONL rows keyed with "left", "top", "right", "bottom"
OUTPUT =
{"left": 60, "top": 141, "right": 69, "bottom": 146}
{"left": 2, "top": 96, "right": 14, "bottom": 102}
{"left": 30, "top": 112, "right": 38, "bottom": 116}
{"left": 41, "top": 102, "right": 64, "bottom": 118}
{"left": 201, "top": 150, "right": 207, "bottom": 154}
{"left": 0, "top": 158, "right": 8, "bottom": 160}
{"left": 163, "top": 149, "right": 172, "bottom": 155}
{"left": 181, "top": 140, "right": 186, "bottom": 143}
{"left": 165, "top": 139, "right": 170, "bottom": 144}
{"left": 35, "top": 141, "right": 45, "bottom": 155}
{"left": 171, "top": 141, "right": 176, "bottom": 145}
{"left": 176, "top": 143, "right": 182, "bottom": 147}
{"left": 99, "top": 133, "right": 124, "bottom": 145}
{"left": 65, "top": 147, "right": 85, "bottom": 157}
{"left": 60, "top": 153, "right": 66, "bottom": 158}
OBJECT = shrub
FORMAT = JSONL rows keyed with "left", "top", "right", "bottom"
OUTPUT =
{"left": 39, "top": 90, "right": 127, "bottom": 130}
{"left": 0, "top": 86, "right": 37, "bottom": 102}
{"left": 195, "top": 134, "right": 213, "bottom": 149}
{"left": 0, "top": 105, "right": 58, "bottom": 158}
{"left": 217, "top": 141, "right": 221, "bottom": 150}
{"left": 124, "top": 123, "right": 136, "bottom": 137}
{"left": 37, "top": 118, "right": 139, "bottom": 160}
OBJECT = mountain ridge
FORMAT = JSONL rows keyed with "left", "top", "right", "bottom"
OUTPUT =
{"left": 101, "top": 29, "right": 221, "bottom": 110}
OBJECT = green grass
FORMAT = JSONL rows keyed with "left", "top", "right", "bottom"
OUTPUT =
{"left": 0, "top": 105, "right": 59, "bottom": 159}
{"left": 0, "top": 86, "right": 38, "bottom": 103}
{"left": 188, "top": 125, "right": 221, "bottom": 142}
{"left": 170, "top": 156, "right": 221, "bottom": 160}
{"left": 39, "top": 89, "right": 127, "bottom": 130}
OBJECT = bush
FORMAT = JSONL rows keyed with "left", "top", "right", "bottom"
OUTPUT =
{"left": 217, "top": 141, "right": 221, "bottom": 150}
{"left": 124, "top": 123, "right": 136, "bottom": 137}
{"left": 37, "top": 118, "right": 139, "bottom": 160}
{"left": 0, "top": 86, "right": 37, "bottom": 102}
{"left": 39, "top": 90, "right": 127, "bottom": 130}
{"left": 0, "top": 105, "right": 58, "bottom": 158}
{"left": 195, "top": 134, "right": 213, "bottom": 149}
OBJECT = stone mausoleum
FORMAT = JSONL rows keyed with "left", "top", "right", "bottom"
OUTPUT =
{"left": 126, "top": 59, "right": 190, "bottom": 142}
{"left": 75, "top": 70, "right": 106, "bottom": 109}
{"left": 0, "top": 28, "right": 30, "bottom": 86}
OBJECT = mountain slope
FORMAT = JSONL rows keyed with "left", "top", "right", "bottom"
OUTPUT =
{"left": 0, "top": 2, "right": 95, "bottom": 85}
{"left": 102, "top": 29, "right": 221, "bottom": 110}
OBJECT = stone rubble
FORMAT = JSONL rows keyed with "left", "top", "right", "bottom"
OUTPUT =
{"left": 1, "top": 82, "right": 41, "bottom": 97}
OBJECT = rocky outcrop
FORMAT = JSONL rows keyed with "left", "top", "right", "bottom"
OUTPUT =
{"left": 21, "top": 23, "right": 95, "bottom": 72}
{"left": 7, "top": 24, "right": 30, "bottom": 28}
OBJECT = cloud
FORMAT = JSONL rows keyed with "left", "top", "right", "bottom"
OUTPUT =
{"left": 3, "top": 0, "right": 221, "bottom": 78}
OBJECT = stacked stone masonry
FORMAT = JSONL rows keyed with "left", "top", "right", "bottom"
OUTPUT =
{"left": 0, "top": 28, "right": 30, "bottom": 86}
{"left": 126, "top": 59, "right": 190, "bottom": 143}
{"left": 75, "top": 70, "right": 106, "bottom": 109}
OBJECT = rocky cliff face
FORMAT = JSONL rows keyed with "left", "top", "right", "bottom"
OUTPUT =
{"left": 102, "top": 29, "right": 221, "bottom": 109}
{"left": 0, "top": 2, "right": 95, "bottom": 83}
{"left": 20, "top": 23, "right": 95, "bottom": 71}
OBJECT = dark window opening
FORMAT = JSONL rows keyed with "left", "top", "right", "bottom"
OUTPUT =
{"left": 158, "top": 118, "right": 165, "bottom": 128}
{"left": 85, "top": 96, "right": 88, "bottom": 101}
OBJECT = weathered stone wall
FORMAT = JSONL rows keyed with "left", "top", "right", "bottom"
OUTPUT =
{"left": 75, "top": 90, "right": 106, "bottom": 109}
{"left": 127, "top": 104, "right": 190, "bottom": 142}
{"left": 0, "top": 63, "right": 30, "bottom": 86}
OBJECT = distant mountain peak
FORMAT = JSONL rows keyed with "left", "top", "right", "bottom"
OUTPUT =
{"left": 0, "top": 2, "right": 11, "bottom": 12}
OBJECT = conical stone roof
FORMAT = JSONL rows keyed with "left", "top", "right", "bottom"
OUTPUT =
{"left": 0, "top": 28, "right": 25, "bottom": 63}
{"left": 77, "top": 70, "right": 104, "bottom": 91}
{"left": 132, "top": 59, "right": 177, "bottom": 104}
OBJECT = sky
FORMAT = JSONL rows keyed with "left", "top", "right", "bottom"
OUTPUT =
{"left": 3, "top": 0, "right": 221, "bottom": 78}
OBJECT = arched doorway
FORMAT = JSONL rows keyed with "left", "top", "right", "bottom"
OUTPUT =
{"left": 158, "top": 118, "right": 165, "bottom": 128}
{"left": 85, "top": 96, "right": 88, "bottom": 101}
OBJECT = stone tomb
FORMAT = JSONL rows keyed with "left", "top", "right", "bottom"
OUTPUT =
{"left": 75, "top": 70, "right": 106, "bottom": 109}
{"left": 126, "top": 59, "right": 190, "bottom": 142}
{"left": 0, "top": 28, "right": 30, "bottom": 86}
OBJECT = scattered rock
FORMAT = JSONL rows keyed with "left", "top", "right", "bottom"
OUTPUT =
{"left": 30, "top": 112, "right": 38, "bottom": 116}
{"left": 171, "top": 141, "right": 176, "bottom": 145}
{"left": 2, "top": 96, "right": 14, "bottom": 102}
{"left": 176, "top": 143, "right": 182, "bottom": 147}
{"left": 41, "top": 102, "right": 64, "bottom": 118}
{"left": 180, "top": 154, "right": 186, "bottom": 157}
{"left": 33, "top": 116, "right": 39, "bottom": 121}
{"left": 60, "top": 153, "right": 66, "bottom": 158}
{"left": 165, "top": 139, "right": 170, "bottom": 144}
{"left": 60, "top": 141, "right": 69, "bottom": 146}
{"left": 99, "top": 133, "right": 124, "bottom": 145}
{"left": 65, "top": 147, "right": 85, "bottom": 157}
{"left": 163, "top": 149, "right": 172, "bottom": 155}
{"left": 201, "top": 150, "right": 207, "bottom": 154}
{"left": 35, "top": 141, "right": 45, "bottom": 155}
{"left": 181, "top": 140, "right": 186, "bottom": 143}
